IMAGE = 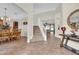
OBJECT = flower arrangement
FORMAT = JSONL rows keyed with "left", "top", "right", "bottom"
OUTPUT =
{"left": 71, "top": 29, "right": 77, "bottom": 37}
{"left": 71, "top": 29, "right": 75, "bottom": 34}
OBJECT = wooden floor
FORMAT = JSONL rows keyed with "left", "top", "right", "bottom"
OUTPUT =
{"left": 0, "top": 27, "right": 76, "bottom": 55}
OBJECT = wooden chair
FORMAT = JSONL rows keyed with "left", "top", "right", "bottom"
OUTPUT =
{"left": 15, "top": 31, "right": 21, "bottom": 40}
{"left": 10, "top": 29, "right": 21, "bottom": 41}
{"left": 1, "top": 29, "right": 10, "bottom": 42}
{"left": 16, "top": 29, "right": 21, "bottom": 39}
{"left": 10, "top": 32, "right": 16, "bottom": 41}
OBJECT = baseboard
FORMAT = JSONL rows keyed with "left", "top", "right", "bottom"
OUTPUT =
{"left": 33, "top": 26, "right": 39, "bottom": 27}
{"left": 21, "top": 36, "right": 27, "bottom": 38}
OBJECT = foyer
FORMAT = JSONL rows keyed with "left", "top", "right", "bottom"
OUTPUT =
{"left": 0, "top": 27, "right": 75, "bottom": 55}
{"left": 0, "top": 3, "right": 79, "bottom": 55}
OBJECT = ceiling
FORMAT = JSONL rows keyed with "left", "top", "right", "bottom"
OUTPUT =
{"left": 0, "top": 3, "right": 27, "bottom": 20}
{"left": 33, "top": 3, "right": 61, "bottom": 14}
{"left": 0, "top": 3, "right": 61, "bottom": 20}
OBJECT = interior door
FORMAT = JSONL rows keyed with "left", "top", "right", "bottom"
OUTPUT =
{"left": 13, "top": 21, "right": 18, "bottom": 29}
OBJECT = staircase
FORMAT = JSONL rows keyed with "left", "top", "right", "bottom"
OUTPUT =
{"left": 30, "top": 26, "right": 44, "bottom": 42}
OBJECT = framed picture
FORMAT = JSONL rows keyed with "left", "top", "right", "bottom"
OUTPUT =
{"left": 23, "top": 22, "right": 28, "bottom": 25}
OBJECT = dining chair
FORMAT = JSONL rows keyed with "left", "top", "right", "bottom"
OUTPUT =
{"left": 2, "top": 29, "right": 10, "bottom": 43}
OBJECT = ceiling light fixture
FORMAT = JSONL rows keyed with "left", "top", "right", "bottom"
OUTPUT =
{"left": 0, "top": 8, "right": 10, "bottom": 22}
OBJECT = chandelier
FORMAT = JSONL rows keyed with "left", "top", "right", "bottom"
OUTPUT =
{"left": 0, "top": 8, "right": 10, "bottom": 22}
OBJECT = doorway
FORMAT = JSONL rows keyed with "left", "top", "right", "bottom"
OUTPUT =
{"left": 13, "top": 21, "right": 18, "bottom": 29}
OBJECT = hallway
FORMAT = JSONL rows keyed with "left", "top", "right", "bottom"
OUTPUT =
{"left": 0, "top": 27, "right": 76, "bottom": 55}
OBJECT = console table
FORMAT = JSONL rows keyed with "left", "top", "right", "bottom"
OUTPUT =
{"left": 59, "top": 34, "right": 79, "bottom": 54}
{"left": 59, "top": 34, "right": 79, "bottom": 47}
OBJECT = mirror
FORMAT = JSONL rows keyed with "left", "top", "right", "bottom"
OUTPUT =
{"left": 67, "top": 9, "right": 79, "bottom": 29}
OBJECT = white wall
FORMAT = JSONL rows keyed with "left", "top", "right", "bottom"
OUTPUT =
{"left": 55, "top": 12, "right": 62, "bottom": 38}
{"left": 53, "top": 4, "right": 63, "bottom": 38}
{"left": 16, "top": 3, "right": 34, "bottom": 43}
{"left": 33, "top": 11, "right": 55, "bottom": 26}
{"left": 19, "top": 19, "right": 27, "bottom": 36}
{"left": 62, "top": 3, "right": 79, "bottom": 50}
{"left": 7, "top": 19, "right": 27, "bottom": 37}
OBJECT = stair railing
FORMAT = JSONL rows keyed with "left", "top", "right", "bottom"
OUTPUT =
{"left": 38, "top": 19, "right": 47, "bottom": 41}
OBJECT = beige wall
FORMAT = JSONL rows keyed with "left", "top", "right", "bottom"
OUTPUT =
{"left": 62, "top": 3, "right": 79, "bottom": 50}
